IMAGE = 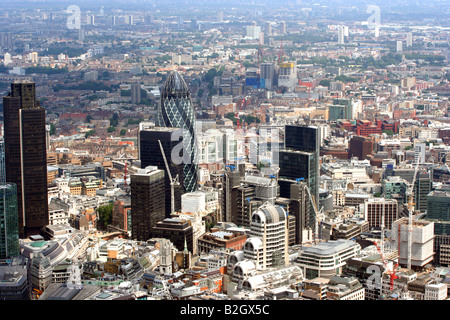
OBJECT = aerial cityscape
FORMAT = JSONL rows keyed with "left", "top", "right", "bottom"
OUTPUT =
{"left": 0, "top": 0, "right": 449, "bottom": 305}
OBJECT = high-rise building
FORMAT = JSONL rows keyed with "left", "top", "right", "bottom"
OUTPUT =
{"left": 396, "top": 40, "right": 403, "bottom": 53}
{"left": 279, "top": 21, "right": 286, "bottom": 34}
{"left": 260, "top": 62, "right": 275, "bottom": 89}
{"left": 3, "top": 81, "right": 48, "bottom": 238}
{"left": 290, "top": 181, "right": 313, "bottom": 244}
{"left": 125, "top": 15, "right": 133, "bottom": 25}
{"left": 338, "top": 26, "right": 345, "bottom": 45}
{"left": 139, "top": 126, "right": 184, "bottom": 216}
{"left": 0, "top": 32, "right": 13, "bottom": 49}
{"left": 157, "top": 70, "right": 198, "bottom": 193}
{"left": 406, "top": 32, "right": 413, "bottom": 47}
{"left": 0, "top": 184, "right": 19, "bottom": 259}
{"left": 131, "top": 82, "right": 141, "bottom": 104}
{"left": 282, "top": 124, "right": 320, "bottom": 209}
{"left": 426, "top": 188, "right": 450, "bottom": 266}
{"left": 86, "top": 14, "right": 95, "bottom": 26}
{"left": 414, "top": 170, "right": 432, "bottom": 213}
{"left": 0, "top": 139, "right": 5, "bottom": 185}
{"left": 244, "top": 203, "right": 289, "bottom": 269}
{"left": 131, "top": 166, "right": 165, "bottom": 241}
{"left": 265, "top": 21, "right": 272, "bottom": 35}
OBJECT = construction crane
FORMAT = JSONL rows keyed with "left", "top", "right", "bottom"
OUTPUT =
{"left": 158, "top": 140, "right": 180, "bottom": 214}
{"left": 406, "top": 153, "right": 421, "bottom": 270}
{"left": 296, "top": 178, "right": 320, "bottom": 243}
{"left": 373, "top": 241, "right": 399, "bottom": 292}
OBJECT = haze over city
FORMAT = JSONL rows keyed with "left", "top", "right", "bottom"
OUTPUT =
{"left": 0, "top": 0, "right": 448, "bottom": 307}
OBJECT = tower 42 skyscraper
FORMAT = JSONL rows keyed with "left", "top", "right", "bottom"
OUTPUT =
{"left": 3, "top": 81, "right": 48, "bottom": 238}
{"left": 157, "top": 70, "right": 198, "bottom": 193}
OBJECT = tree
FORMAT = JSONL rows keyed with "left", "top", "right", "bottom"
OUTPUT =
{"left": 108, "top": 126, "right": 116, "bottom": 133}
{"left": 85, "top": 130, "right": 95, "bottom": 138}
{"left": 97, "top": 203, "right": 114, "bottom": 229}
{"left": 120, "top": 129, "right": 126, "bottom": 136}
{"left": 49, "top": 123, "right": 56, "bottom": 135}
{"left": 110, "top": 113, "right": 119, "bottom": 127}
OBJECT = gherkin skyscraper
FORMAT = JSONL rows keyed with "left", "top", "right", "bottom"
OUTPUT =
{"left": 157, "top": 70, "right": 198, "bottom": 193}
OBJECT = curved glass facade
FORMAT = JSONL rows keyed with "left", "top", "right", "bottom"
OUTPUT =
{"left": 157, "top": 71, "right": 198, "bottom": 192}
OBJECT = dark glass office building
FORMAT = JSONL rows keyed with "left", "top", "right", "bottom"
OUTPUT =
{"left": 3, "top": 81, "right": 48, "bottom": 238}
{"left": 131, "top": 166, "right": 165, "bottom": 241}
{"left": 275, "top": 125, "right": 320, "bottom": 231}
{"left": 157, "top": 70, "right": 198, "bottom": 193}
{"left": 139, "top": 127, "right": 184, "bottom": 216}
{"left": 0, "top": 184, "right": 19, "bottom": 258}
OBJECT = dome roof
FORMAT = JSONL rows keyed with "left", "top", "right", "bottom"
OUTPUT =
{"left": 252, "top": 204, "right": 286, "bottom": 224}
{"left": 233, "top": 260, "right": 256, "bottom": 276}
{"left": 244, "top": 237, "right": 263, "bottom": 251}
{"left": 161, "top": 70, "right": 190, "bottom": 97}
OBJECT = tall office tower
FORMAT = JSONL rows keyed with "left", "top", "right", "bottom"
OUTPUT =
{"left": 349, "top": 135, "right": 373, "bottom": 160}
{"left": 235, "top": 184, "right": 257, "bottom": 227}
{"left": 396, "top": 40, "right": 403, "bottom": 53}
{"left": 139, "top": 127, "right": 184, "bottom": 216}
{"left": 414, "top": 170, "right": 432, "bottom": 213}
{"left": 131, "top": 82, "right": 141, "bottom": 104}
{"left": 279, "top": 21, "right": 286, "bottom": 34}
{"left": 222, "top": 169, "right": 240, "bottom": 222}
{"left": 260, "top": 62, "right": 275, "bottom": 89}
{"left": 364, "top": 198, "right": 398, "bottom": 230}
{"left": 3, "top": 81, "right": 48, "bottom": 238}
{"left": 277, "top": 149, "right": 317, "bottom": 228}
{"left": 283, "top": 124, "right": 320, "bottom": 208}
{"left": 343, "top": 26, "right": 349, "bottom": 37}
{"left": 191, "top": 19, "right": 198, "bottom": 31}
{"left": 86, "top": 14, "right": 95, "bottom": 26}
{"left": 244, "top": 203, "right": 289, "bottom": 269}
{"left": 125, "top": 15, "right": 133, "bottom": 25}
{"left": 0, "top": 140, "right": 5, "bottom": 184}
{"left": 157, "top": 70, "right": 198, "bottom": 193}
{"left": 0, "top": 184, "right": 19, "bottom": 258}
{"left": 218, "top": 11, "right": 224, "bottom": 23}
{"left": 131, "top": 166, "right": 165, "bottom": 241}
{"left": 0, "top": 32, "right": 13, "bottom": 49}
{"left": 406, "top": 32, "right": 413, "bottom": 47}
{"left": 338, "top": 26, "right": 345, "bottom": 44}
{"left": 109, "top": 16, "right": 117, "bottom": 26}
{"left": 265, "top": 21, "right": 272, "bottom": 35}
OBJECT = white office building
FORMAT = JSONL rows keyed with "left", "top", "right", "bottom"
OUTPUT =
{"left": 296, "top": 239, "right": 361, "bottom": 279}
{"left": 243, "top": 203, "right": 289, "bottom": 270}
